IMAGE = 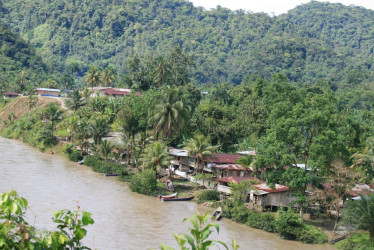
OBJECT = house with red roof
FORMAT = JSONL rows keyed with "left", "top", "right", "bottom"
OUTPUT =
{"left": 249, "top": 183, "right": 297, "bottom": 211}
{"left": 202, "top": 153, "right": 251, "bottom": 177}
{"left": 215, "top": 176, "right": 296, "bottom": 210}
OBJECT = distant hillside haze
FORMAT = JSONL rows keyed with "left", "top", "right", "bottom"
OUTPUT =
{"left": 0, "top": 0, "right": 374, "bottom": 88}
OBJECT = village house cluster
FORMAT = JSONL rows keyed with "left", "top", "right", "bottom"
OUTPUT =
{"left": 168, "top": 148, "right": 374, "bottom": 212}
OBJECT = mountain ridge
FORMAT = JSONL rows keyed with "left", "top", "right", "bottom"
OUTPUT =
{"left": 0, "top": 0, "right": 373, "bottom": 87}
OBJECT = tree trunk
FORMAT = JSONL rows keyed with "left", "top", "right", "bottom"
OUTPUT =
{"left": 299, "top": 206, "right": 304, "bottom": 218}
{"left": 370, "top": 228, "right": 374, "bottom": 245}
{"left": 333, "top": 210, "right": 339, "bottom": 233}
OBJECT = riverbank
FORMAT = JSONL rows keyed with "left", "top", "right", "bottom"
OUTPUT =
{"left": 0, "top": 98, "right": 335, "bottom": 248}
{"left": 0, "top": 136, "right": 335, "bottom": 250}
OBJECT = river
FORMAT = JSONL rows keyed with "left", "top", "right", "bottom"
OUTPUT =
{"left": 0, "top": 137, "right": 332, "bottom": 249}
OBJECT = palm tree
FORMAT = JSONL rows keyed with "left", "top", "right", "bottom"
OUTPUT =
{"left": 99, "top": 140, "right": 112, "bottom": 163}
{"left": 210, "top": 83, "right": 231, "bottom": 105}
{"left": 74, "top": 119, "right": 91, "bottom": 156}
{"left": 352, "top": 137, "right": 374, "bottom": 167}
{"left": 148, "top": 86, "right": 191, "bottom": 140}
{"left": 84, "top": 66, "right": 101, "bottom": 89}
{"left": 153, "top": 56, "right": 170, "bottom": 88}
{"left": 140, "top": 141, "right": 171, "bottom": 179}
{"left": 64, "top": 89, "right": 85, "bottom": 111}
{"left": 82, "top": 88, "right": 92, "bottom": 101}
{"left": 89, "top": 117, "right": 109, "bottom": 145}
{"left": 66, "top": 115, "right": 79, "bottom": 142}
{"left": 236, "top": 154, "right": 256, "bottom": 177}
{"left": 343, "top": 193, "right": 374, "bottom": 243}
{"left": 27, "top": 94, "right": 38, "bottom": 121}
{"left": 184, "top": 134, "right": 215, "bottom": 173}
{"left": 101, "top": 67, "right": 116, "bottom": 87}
{"left": 43, "top": 103, "right": 63, "bottom": 137}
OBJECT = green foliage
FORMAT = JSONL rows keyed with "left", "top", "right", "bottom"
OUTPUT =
{"left": 275, "top": 209, "right": 303, "bottom": 240}
{"left": 129, "top": 169, "right": 157, "bottom": 196}
{"left": 161, "top": 212, "right": 230, "bottom": 250}
{"left": 222, "top": 202, "right": 327, "bottom": 244}
{"left": 336, "top": 231, "right": 374, "bottom": 250}
{"left": 3, "top": 1, "right": 374, "bottom": 88}
{"left": 64, "top": 144, "right": 83, "bottom": 162}
{"left": 0, "top": 23, "right": 49, "bottom": 92}
{"left": 197, "top": 190, "right": 220, "bottom": 202}
{"left": 0, "top": 190, "right": 93, "bottom": 249}
{"left": 83, "top": 155, "right": 126, "bottom": 174}
{"left": 342, "top": 193, "right": 374, "bottom": 242}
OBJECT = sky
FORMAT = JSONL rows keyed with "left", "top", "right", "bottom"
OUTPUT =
{"left": 188, "top": 0, "right": 374, "bottom": 15}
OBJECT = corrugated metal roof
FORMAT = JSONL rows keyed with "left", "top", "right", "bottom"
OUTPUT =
{"left": 215, "top": 164, "right": 248, "bottom": 171}
{"left": 254, "top": 183, "right": 290, "bottom": 193}
{"left": 169, "top": 148, "right": 189, "bottom": 157}
{"left": 36, "top": 88, "right": 60, "bottom": 92}
{"left": 207, "top": 153, "right": 241, "bottom": 164}
{"left": 217, "top": 176, "right": 262, "bottom": 184}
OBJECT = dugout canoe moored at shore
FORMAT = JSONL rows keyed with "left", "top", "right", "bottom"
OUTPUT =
{"left": 161, "top": 196, "right": 194, "bottom": 202}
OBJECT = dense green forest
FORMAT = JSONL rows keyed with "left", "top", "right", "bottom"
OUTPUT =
{"left": 0, "top": 22, "right": 49, "bottom": 92}
{"left": 1, "top": 0, "right": 374, "bottom": 89}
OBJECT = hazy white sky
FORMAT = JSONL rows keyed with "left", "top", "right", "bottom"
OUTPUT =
{"left": 188, "top": 0, "right": 374, "bottom": 15}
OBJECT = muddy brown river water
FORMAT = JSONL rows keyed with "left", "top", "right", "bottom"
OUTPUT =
{"left": 0, "top": 137, "right": 333, "bottom": 249}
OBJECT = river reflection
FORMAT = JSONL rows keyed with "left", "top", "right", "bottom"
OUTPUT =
{"left": 0, "top": 137, "right": 332, "bottom": 249}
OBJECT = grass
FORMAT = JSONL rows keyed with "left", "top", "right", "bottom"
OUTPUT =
{"left": 335, "top": 231, "right": 374, "bottom": 250}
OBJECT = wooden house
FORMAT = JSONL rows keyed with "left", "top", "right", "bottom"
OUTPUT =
{"left": 35, "top": 88, "right": 60, "bottom": 97}
{"left": 3, "top": 92, "right": 20, "bottom": 99}
{"left": 249, "top": 183, "right": 297, "bottom": 211}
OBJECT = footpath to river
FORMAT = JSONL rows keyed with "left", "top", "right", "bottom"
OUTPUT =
{"left": 0, "top": 136, "right": 333, "bottom": 250}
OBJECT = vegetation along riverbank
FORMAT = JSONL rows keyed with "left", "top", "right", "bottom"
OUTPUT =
{"left": 0, "top": 1, "right": 374, "bottom": 248}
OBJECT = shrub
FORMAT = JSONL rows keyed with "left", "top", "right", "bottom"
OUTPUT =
{"left": 297, "top": 224, "right": 328, "bottom": 244}
{"left": 231, "top": 204, "right": 250, "bottom": 224}
{"left": 275, "top": 209, "right": 303, "bottom": 240}
{"left": 129, "top": 169, "right": 157, "bottom": 196}
{"left": 199, "top": 190, "right": 220, "bottom": 202}
{"left": 247, "top": 212, "right": 277, "bottom": 232}
{"left": 63, "top": 144, "right": 82, "bottom": 162}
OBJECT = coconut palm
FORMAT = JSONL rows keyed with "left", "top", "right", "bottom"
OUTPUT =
{"left": 148, "top": 86, "right": 191, "bottom": 140}
{"left": 43, "top": 103, "right": 63, "bottom": 137}
{"left": 235, "top": 154, "right": 256, "bottom": 177}
{"left": 352, "top": 137, "right": 374, "bottom": 167}
{"left": 27, "top": 94, "right": 38, "bottom": 121}
{"left": 184, "top": 134, "right": 215, "bottom": 173}
{"left": 343, "top": 193, "right": 374, "bottom": 243}
{"left": 140, "top": 141, "right": 171, "bottom": 178}
{"left": 101, "top": 67, "right": 116, "bottom": 87}
{"left": 89, "top": 117, "right": 109, "bottom": 145}
{"left": 65, "top": 115, "right": 79, "bottom": 142}
{"left": 84, "top": 66, "right": 101, "bottom": 89}
{"left": 74, "top": 119, "right": 91, "bottom": 156}
{"left": 64, "top": 89, "right": 85, "bottom": 111}
{"left": 99, "top": 140, "right": 112, "bottom": 163}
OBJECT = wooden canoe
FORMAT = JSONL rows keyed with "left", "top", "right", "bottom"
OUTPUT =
{"left": 162, "top": 196, "right": 194, "bottom": 202}
{"left": 161, "top": 193, "right": 177, "bottom": 199}
{"left": 102, "top": 173, "right": 119, "bottom": 177}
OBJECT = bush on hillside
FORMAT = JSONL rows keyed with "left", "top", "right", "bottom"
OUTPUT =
{"left": 129, "top": 169, "right": 157, "bottom": 196}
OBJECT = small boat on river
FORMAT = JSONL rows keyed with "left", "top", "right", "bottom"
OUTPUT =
{"left": 212, "top": 207, "right": 222, "bottom": 221}
{"left": 158, "top": 193, "right": 177, "bottom": 200}
{"left": 165, "top": 179, "right": 175, "bottom": 191}
{"left": 162, "top": 196, "right": 194, "bottom": 202}
{"left": 103, "top": 173, "right": 119, "bottom": 177}
{"left": 77, "top": 159, "right": 84, "bottom": 165}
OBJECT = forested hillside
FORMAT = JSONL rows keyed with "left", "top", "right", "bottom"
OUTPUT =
{"left": 1, "top": 0, "right": 374, "bottom": 88}
{"left": 0, "top": 22, "right": 49, "bottom": 92}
